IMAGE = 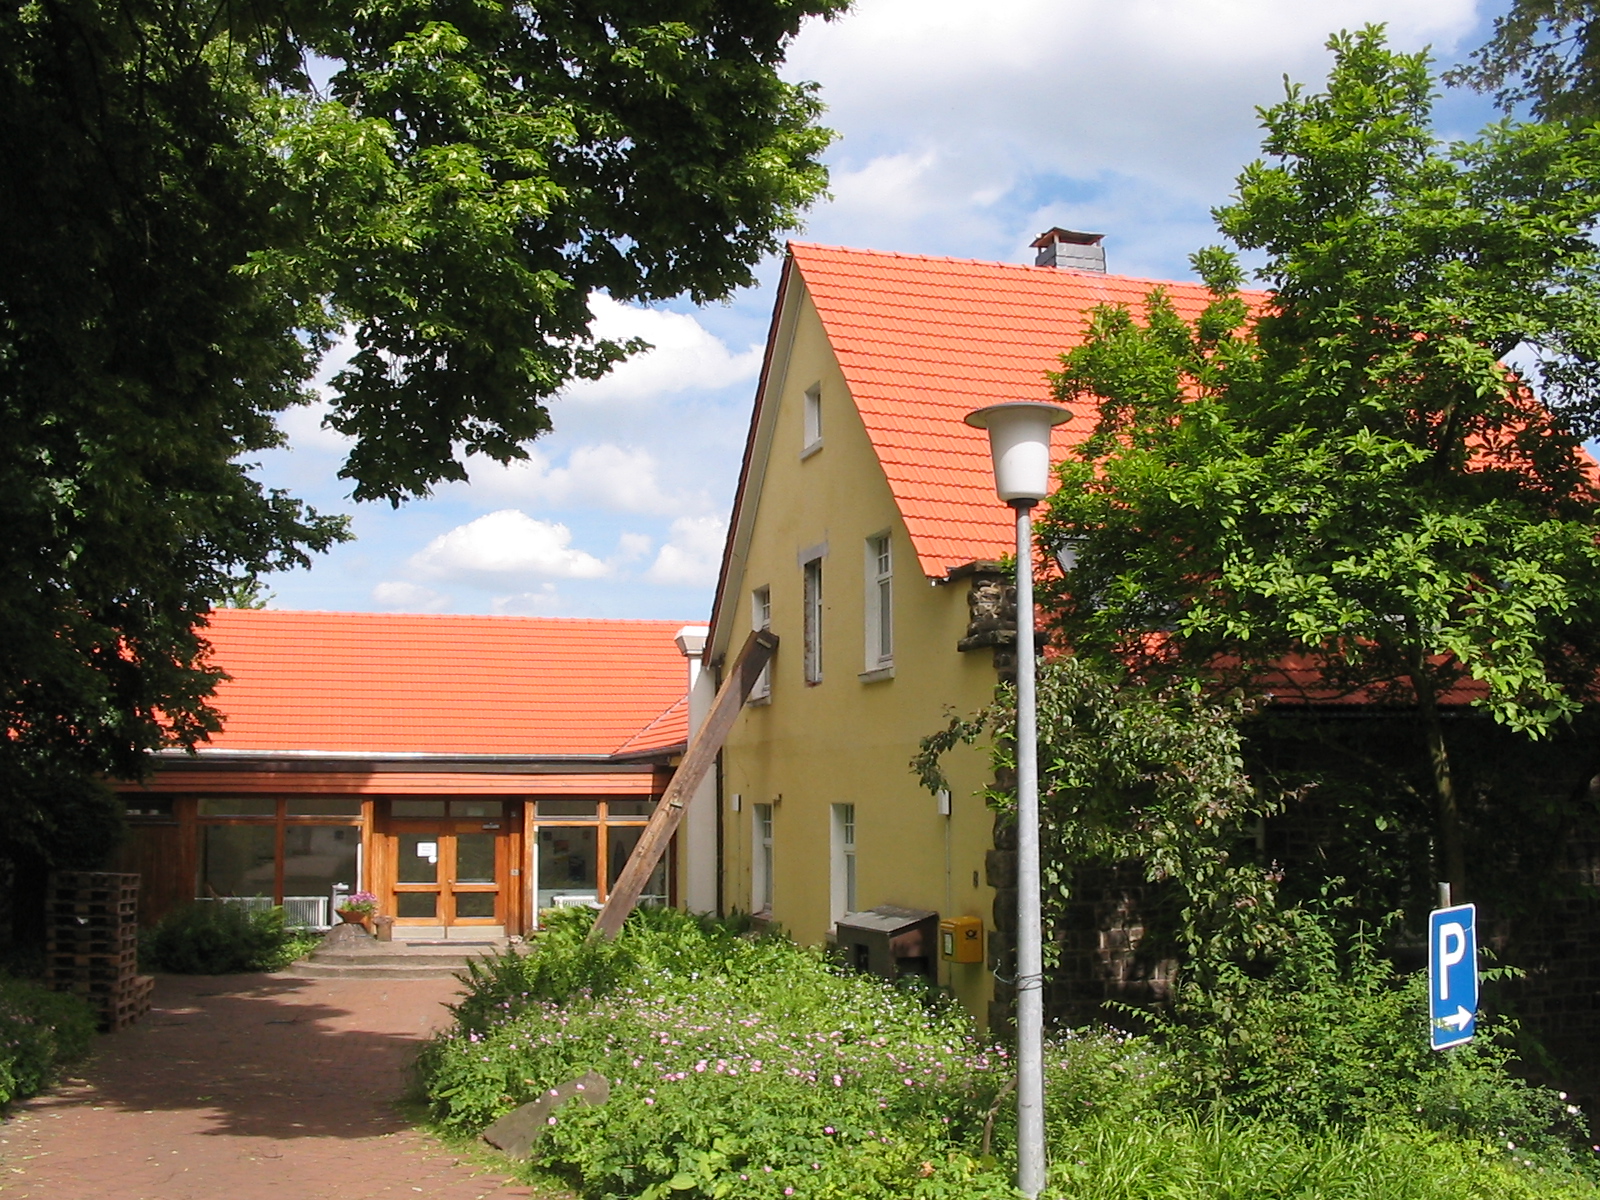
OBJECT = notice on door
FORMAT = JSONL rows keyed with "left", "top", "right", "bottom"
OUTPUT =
{"left": 416, "top": 842, "right": 438, "bottom": 863}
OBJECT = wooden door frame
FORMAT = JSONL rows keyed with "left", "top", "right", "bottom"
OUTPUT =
{"left": 377, "top": 805, "right": 519, "bottom": 930}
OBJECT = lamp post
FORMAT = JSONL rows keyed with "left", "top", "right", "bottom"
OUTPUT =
{"left": 964, "top": 400, "right": 1071, "bottom": 1200}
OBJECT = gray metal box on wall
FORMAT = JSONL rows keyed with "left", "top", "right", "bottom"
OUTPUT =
{"left": 835, "top": 905, "right": 938, "bottom": 981}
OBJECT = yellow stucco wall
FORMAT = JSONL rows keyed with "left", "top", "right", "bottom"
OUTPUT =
{"left": 718, "top": 286, "right": 1001, "bottom": 1023}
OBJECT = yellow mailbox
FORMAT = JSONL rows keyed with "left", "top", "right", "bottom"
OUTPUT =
{"left": 939, "top": 915, "right": 984, "bottom": 964}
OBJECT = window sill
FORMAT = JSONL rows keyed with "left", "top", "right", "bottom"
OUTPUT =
{"left": 747, "top": 692, "right": 772, "bottom": 706}
{"left": 800, "top": 438, "right": 824, "bottom": 460}
{"left": 858, "top": 665, "right": 895, "bottom": 683}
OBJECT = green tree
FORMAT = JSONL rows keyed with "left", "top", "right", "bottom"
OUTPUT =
{"left": 1452, "top": 1, "right": 1600, "bottom": 121}
{"left": 0, "top": 0, "right": 842, "bottom": 869}
{"left": 1037, "top": 28, "right": 1600, "bottom": 899}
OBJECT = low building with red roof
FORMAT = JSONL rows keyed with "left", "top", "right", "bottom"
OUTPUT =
{"left": 115, "top": 610, "right": 706, "bottom": 938}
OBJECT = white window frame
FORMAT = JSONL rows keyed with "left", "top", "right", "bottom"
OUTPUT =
{"left": 864, "top": 533, "right": 893, "bottom": 671}
{"left": 802, "top": 383, "right": 823, "bottom": 456}
{"left": 753, "top": 803, "right": 774, "bottom": 915}
{"left": 750, "top": 586, "right": 772, "bottom": 701}
{"left": 830, "top": 803, "right": 857, "bottom": 927}
{"left": 803, "top": 557, "right": 823, "bottom": 684}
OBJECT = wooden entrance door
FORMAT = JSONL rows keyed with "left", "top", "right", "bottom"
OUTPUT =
{"left": 389, "top": 822, "right": 506, "bottom": 931}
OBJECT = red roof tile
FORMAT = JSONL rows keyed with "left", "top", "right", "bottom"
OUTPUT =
{"left": 788, "top": 243, "right": 1252, "bottom": 576}
{"left": 192, "top": 610, "right": 691, "bottom": 757}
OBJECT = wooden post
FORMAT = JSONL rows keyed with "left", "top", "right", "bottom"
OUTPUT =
{"left": 590, "top": 629, "right": 778, "bottom": 941}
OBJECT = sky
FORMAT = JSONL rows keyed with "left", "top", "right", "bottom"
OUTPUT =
{"left": 252, "top": 0, "right": 1511, "bottom": 623}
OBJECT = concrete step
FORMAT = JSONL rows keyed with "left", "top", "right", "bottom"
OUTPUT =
{"left": 279, "top": 923, "right": 511, "bottom": 980}
{"left": 283, "top": 960, "right": 471, "bottom": 980}
{"left": 307, "top": 950, "right": 476, "bottom": 967}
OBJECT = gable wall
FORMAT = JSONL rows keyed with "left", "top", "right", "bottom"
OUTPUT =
{"left": 718, "top": 289, "right": 1001, "bottom": 1021}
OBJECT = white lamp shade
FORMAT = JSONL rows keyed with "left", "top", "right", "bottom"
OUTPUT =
{"left": 964, "top": 402, "right": 1071, "bottom": 503}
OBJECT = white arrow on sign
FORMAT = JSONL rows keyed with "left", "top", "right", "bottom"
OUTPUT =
{"left": 1439, "top": 1005, "right": 1472, "bottom": 1031}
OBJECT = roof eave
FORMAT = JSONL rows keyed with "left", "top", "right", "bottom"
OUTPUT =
{"left": 707, "top": 250, "right": 807, "bottom": 666}
{"left": 145, "top": 748, "right": 661, "bottom": 773}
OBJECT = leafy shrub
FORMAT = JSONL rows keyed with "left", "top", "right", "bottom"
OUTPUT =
{"left": 423, "top": 908, "right": 1015, "bottom": 1199}
{"left": 141, "top": 902, "right": 319, "bottom": 974}
{"left": 0, "top": 976, "right": 95, "bottom": 1105}
{"left": 1142, "top": 905, "right": 1593, "bottom": 1173}
{"left": 423, "top": 908, "right": 1598, "bottom": 1199}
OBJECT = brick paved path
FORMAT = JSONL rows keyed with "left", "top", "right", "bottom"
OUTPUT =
{"left": 0, "top": 973, "right": 544, "bottom": 1200}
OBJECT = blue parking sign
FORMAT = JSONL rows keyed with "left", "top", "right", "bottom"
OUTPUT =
{"left": 1428, "top": 903, "right": 1478, "bottom": 1050}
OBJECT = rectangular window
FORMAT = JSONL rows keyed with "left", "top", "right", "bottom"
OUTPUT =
{"left": 194, "top": 798, "right": 363, "bottom": 927}
{"left": 751, "top": 585, "right": 772, "bottom": 700}
{"left": 802, "top": 384, "right": 822, "bottom": 452}
{"left": 830, "top": 803, "right": 857, "bottom": 926}
{"left": 753, "top": 803, "right": 774, "bottom": 914}
{"left": 865, "top": 533, "right": 893, "bottom": 669}
{"left": 803, "top": 558, "right": 823, "bottom": 684}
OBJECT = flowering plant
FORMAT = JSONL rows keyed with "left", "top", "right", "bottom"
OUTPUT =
{"left": 338, "top": 891, "right": 378, "bottom": 915}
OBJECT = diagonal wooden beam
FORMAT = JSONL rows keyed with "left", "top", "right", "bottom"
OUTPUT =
{"left": 589, "top": 628, "right": 778, "bottom": 941}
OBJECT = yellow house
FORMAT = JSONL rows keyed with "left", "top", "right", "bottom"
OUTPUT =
{"left": 704, "top": 233, "right": 1226, "bottom": 1026}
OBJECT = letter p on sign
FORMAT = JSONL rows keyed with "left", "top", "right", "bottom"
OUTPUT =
{"left": 1437, "top": 923, "right": 1466, "bottom": 1000}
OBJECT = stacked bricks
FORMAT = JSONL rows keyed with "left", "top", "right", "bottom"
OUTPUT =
{"left": 46, "top": 872, "right": 153, "bottom": 1032}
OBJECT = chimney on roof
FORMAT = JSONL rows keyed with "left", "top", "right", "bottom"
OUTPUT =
{"left": 1032, "top": 227, "right": 1106, "bottom": 272}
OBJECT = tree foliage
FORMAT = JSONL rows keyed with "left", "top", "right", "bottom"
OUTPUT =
{"left": 0, "top": 0, "right": 841, "bottom": 862}
{"left": 915, "top": 657, "right": 1283, "bottom": 980}
{"left": 1452, "top": 1, "right": 1600, "bottom": 122}
{"left": 1036, "top": 28, "right": 1600, "bottom": 897}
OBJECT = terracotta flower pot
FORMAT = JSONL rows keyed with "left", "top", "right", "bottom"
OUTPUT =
{"left": 336, "top": 908, "right": 369, "bottom": 925}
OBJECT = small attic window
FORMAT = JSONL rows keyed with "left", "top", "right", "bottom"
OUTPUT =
{"left": 802, "top": 384, "right": 823, "bottom": 457}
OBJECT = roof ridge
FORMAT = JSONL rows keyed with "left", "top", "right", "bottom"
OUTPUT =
{"left": 787, "top": 240, "right": 1268, "bottom": 297}
{"left": 206, "top": 609, "right": 694, "bottom": 627}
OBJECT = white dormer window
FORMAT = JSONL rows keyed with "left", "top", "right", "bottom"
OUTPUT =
{"left": 802, "top": 384, "right": 823, "bottom": 456}
{"left": 864, "top": 533, "right": 893, "bottom": 670}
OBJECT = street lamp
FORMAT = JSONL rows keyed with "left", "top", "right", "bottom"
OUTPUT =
{"left": 964, "top": 400, "right": 1070, "bottom": 1200}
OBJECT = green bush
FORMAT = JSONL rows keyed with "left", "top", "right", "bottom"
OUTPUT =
{"left": 141, "top": 902, "right": 319, "bottom": 974}
{"left": 420, "top": 908, "right": 1598, "bottom": 1200}
{"left": 423, "top": 908, "right": 1014, "bottom": 1199}
{"left": 0, "top": 976, "right": 95, "bottom": 1105}
{"left": 1141, "top": 906, "right": 1593, "bottom": 1173}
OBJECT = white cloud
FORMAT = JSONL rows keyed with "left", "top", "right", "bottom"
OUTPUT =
{"left": 465, "top": 443, "right": 710, "bottom": 516}
{"left": 491, "top": 584, "right": 563, "bottom": 615}
{"left": 409, "top": 510, "right": 610, "bottom": 582}
{"left": 788, "top": 0, "right": 1481, "bottom": 258}
{"left": 644, "top": 516, "right": 729, "bottom": 587}
{"left": 614, "top": 531, "right": 654, "bottom": 563}
{"left": 370, "top": 581, "right": 452, "bottom": 612}
{"left": 561, "top": 295, "right": 764, "bottom": 406}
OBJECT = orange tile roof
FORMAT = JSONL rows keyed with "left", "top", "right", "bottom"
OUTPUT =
{"left": 189, "top": 610, "right": 691, "bottom": 757}
{"left": 788, "top": 242, "right": 1254, "bottom": 576}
